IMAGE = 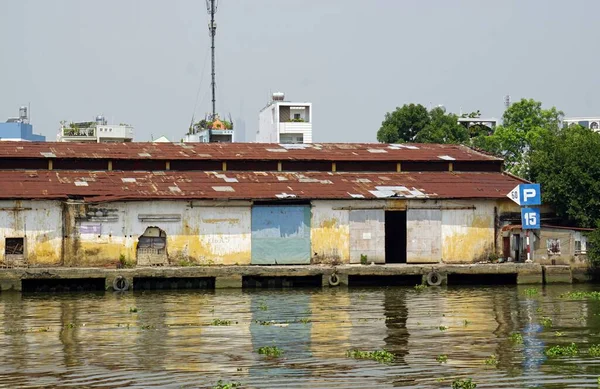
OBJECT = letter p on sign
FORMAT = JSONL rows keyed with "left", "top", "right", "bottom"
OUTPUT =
{"left": 519, "top": 184, "right": 541, "bottom": 206}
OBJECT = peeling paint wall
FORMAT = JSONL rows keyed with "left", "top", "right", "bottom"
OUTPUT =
{"left": 311, "top": 200, "right": 349, "bottom": 264}
{"left": 533, "top": 228, "right": 587, "bottom": 267}
{"left": 440, "top": 201, "right": 495, "bottom": 263}
{"left": 64, "top": 200, "right": 252, "bottom": 266}
{"left": 0, "top": 200, "right": 63, "bottom": 267}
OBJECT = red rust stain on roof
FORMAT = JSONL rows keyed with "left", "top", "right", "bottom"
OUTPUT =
{"left": 0, "top": 142, "right": 502, "bottom": 162}
{"left": 0, "top": 170, "right": 524, "bottom": 203}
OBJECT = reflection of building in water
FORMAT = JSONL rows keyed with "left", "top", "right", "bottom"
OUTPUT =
{"left": 0, "top": 294, "right": 28, "bottom": 373}
{"left": 163, "top": 292, "right": 253, "bottom": 375}
{"left": 383, "top": 289, "right": 409, "bottom": 364}
{"left": 309, "top": 290, "right": 352, "bottom": 358}
{"left": 348, "top": 293, "right": 387, "bottom": 351}
{"left": 249, "top": 292, "right": 312, "bottom": 379}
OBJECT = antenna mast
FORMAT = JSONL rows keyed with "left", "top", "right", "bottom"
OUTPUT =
{"left": 206, "top": 0, "right": 218, "bottom": 120}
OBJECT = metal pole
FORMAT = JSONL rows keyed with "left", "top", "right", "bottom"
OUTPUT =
{"left": 209, "top": 0, "right": 216, "bottom": 120}
{"left": 526, "top": 230, "right": 531, "bottom": 262}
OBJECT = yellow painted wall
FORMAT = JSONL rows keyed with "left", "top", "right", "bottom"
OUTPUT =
{"left": 0, "top": 200, "right": 63, "bottom": 266}
{"left": 311, "top": 201, "right": 350, "bottom": 264}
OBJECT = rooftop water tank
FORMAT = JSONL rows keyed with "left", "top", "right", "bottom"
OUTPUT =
{"left": 272, "top": 92, "right": 285, "bottom": 101}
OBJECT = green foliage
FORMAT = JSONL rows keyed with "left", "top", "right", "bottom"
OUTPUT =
{"left": 484, "top": 354, "right": 498, "bottom": 365}
{"left": 360, "top": 254, "right": 368, "bottom": 265}
{"left": 210, "top": 319, "right": 233, "bottom": 326}
{"left": 118, "top": 254, "right": 135, "bottom": 268}
{"left": 439, "top": 325, "right": 448, "bottom": 331}
{"left": 346, "top": 349, "right": 395, "bottom": 364}
{"left": 257, "top": 346, "right": 283, "bottom": 358}
{"left": 213, "top": 380, "right": 241, "bottom": 389}
{"left": 529, "top": 125, "right": 600, "bottom": 227}
{"left": 414, "top": 284, "right": 426, "bottom": 292}
{"left": 560, "top": 291, "right": 600, "bottom": 300}
{"left": 589, "top": 344, "right": 600, "bottom": 357}
{"left": 377, "top": 104, "right": 467, "bottom": 144}
{"left": 129, "top": 307, "right": 138, "bottom": 313}
{"left": 472, "top": 98, "right": 563, "bottom": 177}
{"left": 545, "top": 343, "right": 579, "bottom": 357}
{"left": 524, "top": 288, "right": 539, "bottom": 297}
{"left": 540, "top": 317, "right": 553, "bottom": 328}
{"left": 436, "top": 354, "right": 448, "bottom": 363}
{"left": 451, "top": 378, "right": 477, "bottom": 389}
{"left": 509, "top": 332, "right": 524, "bottom": 344}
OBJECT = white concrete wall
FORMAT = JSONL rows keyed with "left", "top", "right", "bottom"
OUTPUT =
{"left": 0, "top": 200, "right": 63, "bottom": 266}
{"left": 406, "top": 209, "right": 441, "bottom": 263}
{"left": 257, "top": 104, "right": 279, "bottom": 143}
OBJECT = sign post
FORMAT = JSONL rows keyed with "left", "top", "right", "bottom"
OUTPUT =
{"left": 507, "top": 184, "right": 542, "bottom": 262}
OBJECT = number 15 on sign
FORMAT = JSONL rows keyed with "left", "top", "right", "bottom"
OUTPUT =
{"left": 521, "top": 208, "right": 540, "bottom": 230}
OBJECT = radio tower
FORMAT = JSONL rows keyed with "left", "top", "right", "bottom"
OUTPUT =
{"left": 207, "top": 0, "right": 218, "bottom": 120}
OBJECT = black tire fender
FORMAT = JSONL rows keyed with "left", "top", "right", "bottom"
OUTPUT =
{"left": 328, "top": 273, "right": 340, "bottom": 287}
{"left": 113, "top": 276, "right": 130, "bottom": 291}
{"left": 426, "top": 271, "right": 443, "bottom": 286}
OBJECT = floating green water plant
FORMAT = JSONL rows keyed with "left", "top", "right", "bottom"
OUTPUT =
{"left": 589, "top": 344, "right": 600, "bottom": 357}
{"left": 439, "top": 325, "right": 448, "bottom": 331}
{"left": 258, "top": 302, "right": 268, "bottom": 311}
{"left": 257, "top": 346, "right": 283, "bottom": 358}
{"left": 451, "top": 378, "right": 477, "bottom": 389}
{"left": 484, "top": 354, "right": 498, "bottom": 365}
{"left": 414, "top": 284, "right": 426, "bottom": 292}
{"left": 509, "top": 332, "right": 523, "bottom": 344}
{"left": 540, "top": 317, "right": 553, "bottom": 328}
{"left": 524, "top": 288, "right": 539, "bottom": 296}
{"left": 436, "top": 354, "right": 448, "bottom": 363}
{"left": 463, "top": 320, "right": 470, "bottom": 327}
{"left": 210, "top": 319, "right": 233, "bottom": 326}
{"left": 129, "top": 307, "right": 138, "bottom": 313}
{"left": 346, "top": 349, "right": 395, "bottom": 364}
{"left": 560, "top": 291, "right": 600, "bottom": 300}
{"left": 213, "top": 380, "right": 241, "bottom": 389}
{"left": 545, "top": 343, "right": 579, "bottom": 357}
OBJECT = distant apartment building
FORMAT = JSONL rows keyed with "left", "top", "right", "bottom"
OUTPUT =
{"left": 257, "top": 93, "right": 312, "bottom": 144}
{"left": 563, "top": 117, "right": 600, "bottom": 131}
{"left": 0, "top": 106, "right": 46, "bottom": 141}
{"left": 57, "top": 115, "right": 134, "bottom": 143}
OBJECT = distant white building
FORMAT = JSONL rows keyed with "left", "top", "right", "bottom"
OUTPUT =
{"left": 57, "top": 115, "right": 134, "bottom": 143}
{"left": 563, "top": 117, "right": 600, "bottom": 131}
{"left": 257, "top": 93, "right": 312, "bottom": 144}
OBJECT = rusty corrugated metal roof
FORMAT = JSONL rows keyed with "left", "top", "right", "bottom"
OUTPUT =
{"left": 0, "top": 170, "right": 524, "bottom": 203}
{"left": 0, "top": 142, "right": 502, "bottom": 162}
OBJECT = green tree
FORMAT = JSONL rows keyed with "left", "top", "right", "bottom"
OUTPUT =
{"left": 529, "top": 125, "right": 600, "bottom": 228}
{"left": 377, "top": 104, "right": 467, "bottom": 144}
{"left": 472, "top": 98, "right": 563, "bottom": 177}
{"left": 415, "top": 107, "right": 468, "bottom": 144}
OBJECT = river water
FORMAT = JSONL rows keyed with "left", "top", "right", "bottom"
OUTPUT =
{"left": 1, "top": 284, "right": 600, "bottom": 388}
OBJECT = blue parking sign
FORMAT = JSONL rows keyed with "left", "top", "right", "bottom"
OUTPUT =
{"left": 521, "top": 208, "right": 540, "bottom": 230}
{"left": 519, "top": 184, "right": 541, "bottom": 206}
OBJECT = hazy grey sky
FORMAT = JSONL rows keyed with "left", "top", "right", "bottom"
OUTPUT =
{"left": 1, "top": 0, "right": 599, "bottom": 142}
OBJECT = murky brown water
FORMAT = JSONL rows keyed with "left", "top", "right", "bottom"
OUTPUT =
{"left": 1, "top": 284, "right": 600, "bottom": 388}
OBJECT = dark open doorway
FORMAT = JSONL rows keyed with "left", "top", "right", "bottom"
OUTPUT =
{"left": 385, "top": 211, "right": 407, "bottom": 263}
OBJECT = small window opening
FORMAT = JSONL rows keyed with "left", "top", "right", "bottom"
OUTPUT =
{"left": 136, "top": 227, "right": 168, "bottom": 266}
{"left": 5, "top": 238, "right": 24, "bottom": 255}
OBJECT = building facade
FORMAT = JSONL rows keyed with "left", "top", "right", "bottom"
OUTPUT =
{"left": 0, "top": 107, "right": 46, "bottom": 141}
{"left": 563, "top": 117, "right": 600, "bottom": 131}
{"left": 257, "top": 93, "right": 312, "bottom": 144}
{"left": 57, "top": 115, "right": 134, "bottom": 143}
{"left": 0, "top": 142, "right": 583, "bottom": 268}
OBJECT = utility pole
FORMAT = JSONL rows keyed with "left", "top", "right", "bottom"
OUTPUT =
{"left": 206, "top": 0, "right": 218, "bottom": 120}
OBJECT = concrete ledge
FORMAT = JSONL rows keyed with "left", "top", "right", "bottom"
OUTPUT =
{"left": 0, "top": 263, "right": 558, "bottom": 290}
{"left": 572, "top": 268, "right": 592, "bottom": 283}
{"left": 215, "top": 275, "right": 242, "bottom": 289}
{"left": 543, "top": 265, "right": 573, "bottom": 284}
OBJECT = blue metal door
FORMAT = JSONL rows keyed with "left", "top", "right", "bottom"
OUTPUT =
{"left": 251, "top": 205, "right": 311, "bottom": 265}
